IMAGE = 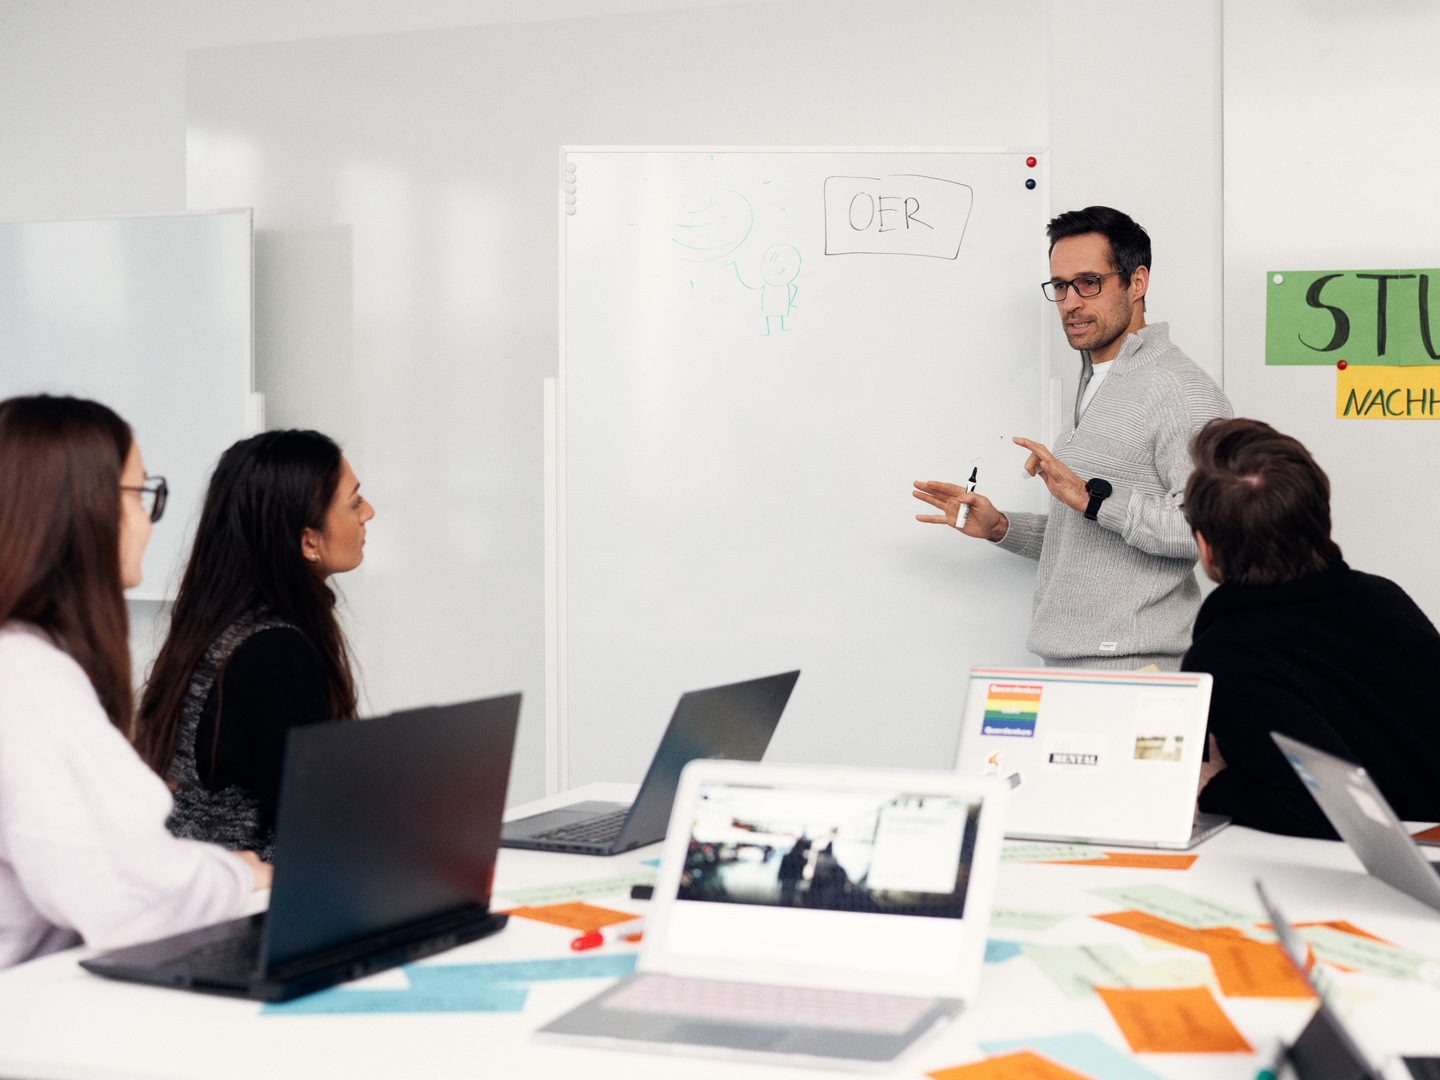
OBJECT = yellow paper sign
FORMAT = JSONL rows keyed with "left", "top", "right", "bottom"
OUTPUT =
{"left": 1336, "top": 365, "right": 1440, "bottom": 418}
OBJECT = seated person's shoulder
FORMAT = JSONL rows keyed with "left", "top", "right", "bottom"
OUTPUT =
{"left": 224, "top": 625, "right": 326, "bottom": 683}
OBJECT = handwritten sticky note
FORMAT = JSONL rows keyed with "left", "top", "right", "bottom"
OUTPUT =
{"left": 504, "top": 901, "right": 639, "bottom": 934}
{"left": 928, "top": 1050, "right": 1096, "bottom": 1080}
{"left": 494, "top": 871, "right": 656, "bottom": 906}
{"left": 991, "top": 908, "right": 1071, "bottom": 933}
{"left": 407, "top": 954, "right": 637, "bottom": 987}
{"left": 1095, "top": 986, "right": 1252, "bottom": 1053}
{"left": 262, "top": 983, "right": 528, "bottom": 1015}
{"left": 1116, "top": 957, "right": 1218, "bottom": 991}
{"left": 980, "top": 1033, "right": 1168, "bottom": 1080}
{"left": 1198, "top": 937, "right": 1315, "bottom": 998}
{"left": 1002, "top": 844, "right": 1107, "bottom": 863}
{"left": 1299, "top": 925, "right": 1434, "bottom": 981}
{"left": 1093, "top": 909, "right": 1220, "bottom": 951}
{"left": 1089, "top": 884, "right": 1253, "bottom": 929}
{"left": 1023, "top": 944, "right": 1136, "bottom": 1000}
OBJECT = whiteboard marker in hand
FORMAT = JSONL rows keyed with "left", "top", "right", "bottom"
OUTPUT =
{"left": 957, "top": 467, "right": 979, "bottom": 526}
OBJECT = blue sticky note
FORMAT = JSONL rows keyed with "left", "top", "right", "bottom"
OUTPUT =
{"left": 262, "top": 983, "right": 528, "bottom": 1015}
{"left": 407, "top": 953, "right": 637, "bottom": 987}
{"left": 984, "top": 939, "right": 1024, "bottom": 964}
{"left": 979, "top": 1033, "right": 1165, "bottom": 1080}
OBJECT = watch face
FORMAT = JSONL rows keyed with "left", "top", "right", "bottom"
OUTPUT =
{"left": 1086, "top": 478, "right": 1113, "bottom": 499}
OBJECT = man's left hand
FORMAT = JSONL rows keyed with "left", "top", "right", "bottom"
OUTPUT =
{"left": 1013, "top": 436, "right": 1088, "bottom": 513}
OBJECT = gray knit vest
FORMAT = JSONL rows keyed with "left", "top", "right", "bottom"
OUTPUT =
{"left": 164, "top": 609, "right": 293, "bottom": 861}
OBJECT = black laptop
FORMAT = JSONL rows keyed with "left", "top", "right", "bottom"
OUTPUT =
{"left": 502, "top": 671, "right": 799, "bottom": 856}
{"left": 81, "top": 694, "right": 520, "bottom": 1002}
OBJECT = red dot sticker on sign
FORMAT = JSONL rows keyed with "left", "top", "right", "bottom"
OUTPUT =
{"left": 1337, "top": 360, "right": 1348, "bottom": 370}
{"left": 1026, "top": 156, "right": 1037, "bottom": 167}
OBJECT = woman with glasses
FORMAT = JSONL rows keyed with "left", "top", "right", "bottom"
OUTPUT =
{"left": 133, "top": 430, "right": 372, "bottom": 861}
{"left": 0, "top": 395, "right": 268, "bottom": 971}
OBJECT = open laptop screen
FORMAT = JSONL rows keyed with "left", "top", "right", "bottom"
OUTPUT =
{"left": 661, "top": 781, "right": 981, "bottom": 982}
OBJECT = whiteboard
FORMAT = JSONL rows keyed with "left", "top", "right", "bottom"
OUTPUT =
{"left": 559, "top": 149, "right": 1050, "bottom": 787}
{"left": 0, "top": 210, "right": 254, "bottom": 600}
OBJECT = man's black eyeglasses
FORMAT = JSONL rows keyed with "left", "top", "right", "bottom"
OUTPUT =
{"left": 1041, "top": 271, "right": 1121, "bottom": 302}
{"left": 121, "top": 475, "right": 168, "bottom": 523}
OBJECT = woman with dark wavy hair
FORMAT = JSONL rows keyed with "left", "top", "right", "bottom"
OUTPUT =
{"left": 0, "top": 395, "right": 266, "bottom": 971}
{"left": 134, "top": 430, "right": 373, "bottom": 860}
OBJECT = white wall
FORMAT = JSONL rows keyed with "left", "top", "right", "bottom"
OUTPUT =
{"left": 0, "top": 0, "right": 1224, "bottom": 802}
{"left": 1224, "top": 0, "right": 1440, "bottom": 621}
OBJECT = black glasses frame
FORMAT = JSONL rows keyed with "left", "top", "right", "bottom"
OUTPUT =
{"left": 1041, "top": 271, "right": 1121, "bottom": 302}
{"left": 120, "top": 474, "right": 168, "bottom": 523}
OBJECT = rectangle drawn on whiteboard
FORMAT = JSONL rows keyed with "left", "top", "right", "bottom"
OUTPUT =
{"left": 823, "top": 175, "right": 973, "bottom": 259}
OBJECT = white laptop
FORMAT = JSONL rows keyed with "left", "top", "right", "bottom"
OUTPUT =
{"left": 539, "top": 760, "right": 1008, "bottom": 1071}
{"left": 954, "top": 667, "right": 1229, "bottom": 850}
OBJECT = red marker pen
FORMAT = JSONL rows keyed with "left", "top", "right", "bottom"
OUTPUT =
{"left": 571, "top": 918, "right": 645, "bottom": 951}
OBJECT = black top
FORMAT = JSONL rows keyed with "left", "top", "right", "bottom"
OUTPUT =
{"left": 195, "top": 626, "right": 331, "bottom": 832}
{"left": 1183, "top": 561, "right": 1440, "bottom": 838}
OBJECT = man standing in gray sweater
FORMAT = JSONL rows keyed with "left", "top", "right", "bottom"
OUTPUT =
{"left": 914, "top": 207, "right": 1230, "bottom": 670}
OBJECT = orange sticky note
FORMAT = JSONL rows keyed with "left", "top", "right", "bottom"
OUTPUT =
{"left": 1041, "top": 853, "right": 1196, "bottom": 870}
{"left": 1093, "top": 910, "right": 1216, "bottom": 951}
{"left": 1411, "top": 824, "right": 1440, "bottom": 844}
{"left": 928, "top": 1050, "right": 1096, "bottom": 1080}
{"left": 1292, "top": 920, "right": 1393, "bottom": 945}
{"left": 1199, "top": 937, "right": 1315, "bottom": 998}
{"left": 1095, "top": 986, "right": 1252, "bottom": 1053}
{"left": 504, "top": 901, "right": 638, "bottom": 933}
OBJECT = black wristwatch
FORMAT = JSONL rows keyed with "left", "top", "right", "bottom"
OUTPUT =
{"left": 1083, "top": 477, "right": 1113, "bottom": 521}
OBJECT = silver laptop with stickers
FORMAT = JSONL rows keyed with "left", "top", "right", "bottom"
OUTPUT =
{"left": 539, "top": 760, "right": 1008, "bottom": 1071}
{"left": 953, "top": 667, "right": 1228, "bottom": 850}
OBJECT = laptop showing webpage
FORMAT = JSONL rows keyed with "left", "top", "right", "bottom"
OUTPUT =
{"left": 80, "top": 694, "right": 520, "bottom": 1002}
{"left": 539, "top": 760, "right": 1007, "bottom": 1071}
{"left": 954, "top": 668, "right": 1226, "bottom": 849}
{"left": 1272, "top": 732, "right": 1440, "bottom": 916}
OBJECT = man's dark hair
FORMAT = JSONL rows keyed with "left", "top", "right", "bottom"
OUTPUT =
{"left": 1184, "top": 417, "right": 1342, "bottom": 586}
{"left": 1047, "top": 206, "right": 1151, "bottom": 288}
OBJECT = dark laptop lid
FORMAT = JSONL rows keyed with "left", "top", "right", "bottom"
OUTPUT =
{"left": 261, "top": 694, "right": 520, "bottom": 970}
{"left": 614, "top": 670, "right": 800, "bottom": 850}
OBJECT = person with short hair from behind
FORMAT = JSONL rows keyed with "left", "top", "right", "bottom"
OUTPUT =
{"left": 133, "top": 431, "right": 372, "bottom": 860}
{"left": 1183, "top": 416, "right": 1440, "bottom": 837}
{"left": 0, "top": 395, "right": 267, "bottom": 971}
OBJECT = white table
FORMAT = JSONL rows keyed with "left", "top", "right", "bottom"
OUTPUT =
{"left": 2, "top": 784, "right": 1438, "bottom": 1080}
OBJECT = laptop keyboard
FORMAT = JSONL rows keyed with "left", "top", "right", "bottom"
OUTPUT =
{"left": 602, "top": 973, "right": 935, "bottom": 1035}
{"left": 534, "top": 808, "right": 629, "bottom": 846}
{"left": 154, "top": 922, "right": 263, "bottom": 981}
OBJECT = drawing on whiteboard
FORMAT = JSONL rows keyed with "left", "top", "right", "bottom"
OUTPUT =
{"left": 823, "top": 175, "right": 973, "bottom": 259}
{"left": 726, "top": 244, "right": 801, "bottom": 335}
{"left": 669, "top": 189, "right": 753, "bottom": 262}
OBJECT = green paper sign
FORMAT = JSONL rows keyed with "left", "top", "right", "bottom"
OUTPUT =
{"left": 1266, "top": 268, "right": 1440, "bottom": 366}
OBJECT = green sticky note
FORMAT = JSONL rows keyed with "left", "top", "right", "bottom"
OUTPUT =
{"left": 1089, "top": 883, "right": 1253, "bottom": 929}
{"left": 989, "top": 908, "right": 1071, "bottom": 932}
{"left": 1265, "top": 268, "right": 1440, "bottom": 366}
{"left": 1300, "top": 926, "right": 1434, "bottom": 981}
{"left": 1021, "top": 944, "right": 1136, "bottom": 1000}
{"left": 1001, "top": 844, "right": 1106, "bottom": 864}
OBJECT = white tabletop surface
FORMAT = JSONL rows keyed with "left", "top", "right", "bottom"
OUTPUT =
{"left": 2, "top": 783, "right": 1438, "bottom": 1080}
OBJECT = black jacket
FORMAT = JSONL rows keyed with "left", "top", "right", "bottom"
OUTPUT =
{"left": 1183, "top": 561, "right": 1440, "bottom": 838}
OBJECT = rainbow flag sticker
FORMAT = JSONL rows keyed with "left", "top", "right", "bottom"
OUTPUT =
{"left": 982, "top": 683, "right": 1042, "bottom": 737}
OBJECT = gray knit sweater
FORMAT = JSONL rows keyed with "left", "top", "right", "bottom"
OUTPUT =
{"left": 995, "top": 323, "right": 1232, "bottom": 666}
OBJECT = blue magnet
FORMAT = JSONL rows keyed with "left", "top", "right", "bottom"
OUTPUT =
{"left": 1025, "top": 179, "right": 1036, "bottom": 190}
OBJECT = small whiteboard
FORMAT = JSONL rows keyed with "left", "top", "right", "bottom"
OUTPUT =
{"left": 558, "top": 149, "right": 1049, "bottom": 788}
{"left": 0, "top": 210, "right": 254, "bottom": 600}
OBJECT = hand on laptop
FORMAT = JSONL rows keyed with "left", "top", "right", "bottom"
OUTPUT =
{"left": 236, "top": 851, "right": 272, "bottom": 891}
{"left": 1197, "top": 734, "right": 1227, "bottom": 794}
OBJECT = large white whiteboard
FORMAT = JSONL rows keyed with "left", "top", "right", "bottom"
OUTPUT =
{"left": 559, "top": 148, "right": 1050, "bottom": 787}
{"left": 0, "top": 210, "right": 254, "bottom": 600}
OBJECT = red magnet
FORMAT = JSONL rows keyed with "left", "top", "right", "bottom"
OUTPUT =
{"left": 1337, "top": 360, "right": 1348, "bottom": 370}
{"left": 1026, "top": 156, "right": 1037, "bottom": 167}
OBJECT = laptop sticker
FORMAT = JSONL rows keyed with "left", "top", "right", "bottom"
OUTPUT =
{"left": 1345, "top": 784, "right": 1392, "bottom": 826}
{"left": 982, "top": 682, "right": 1042, "bottom": 737}
{"left": 1282, "top": 751, "right": 1322, "bottom": 790}
{"left": 1042, "top": 733, "right": 1105, "bottom": 770}
{"left": 1132, "top": 694, "right": 1189, "bottom": 762}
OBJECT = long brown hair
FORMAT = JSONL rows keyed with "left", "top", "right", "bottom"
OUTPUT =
{"left": 135, "top": 430, "right": 358, "bottom": 775}
{"left": 0, "top": 395, "right": 135, "bottom": 730}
